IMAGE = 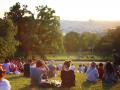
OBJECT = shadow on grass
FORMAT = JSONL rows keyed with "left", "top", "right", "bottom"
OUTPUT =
{"left": 81, "top": 80, "right": 95, "bottom": 90}
{"left": 102, "top": 82, "right": 115, "bottom": 90}
{"left": 7, "top": 75, "right": 24, "bottom": 81}
{"left": 18, "top": 85, "right": 30, "bottom": 90}
{"left": 19, "top": 86, "right": 73, "bottom": 90}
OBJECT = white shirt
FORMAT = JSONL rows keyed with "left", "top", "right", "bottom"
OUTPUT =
{"left": 0, "top": 79, "right": 11, "bottom": 90}
{"left": 86, "top": 67, "right": 99, "bottom": 82}
{"left": 57, "top": 64, "right": 63, "bottom": 70}
{"left": 69, "top": 65, "right": 76, "bottom": 71}
{"left": 80, "top": 66, "right": 85, "bottom": 73}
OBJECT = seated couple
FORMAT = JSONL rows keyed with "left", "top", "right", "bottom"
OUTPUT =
{"left": 30, "top": 60, "right": 75, "bottom": 88}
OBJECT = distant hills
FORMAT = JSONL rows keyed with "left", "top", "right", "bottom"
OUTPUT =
{"left": 60, "top": 20, "right": 120, "bottom": 34}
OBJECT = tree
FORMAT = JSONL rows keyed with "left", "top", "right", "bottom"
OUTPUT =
{"left": 0, "top": 19, "right": 19, "bottom": 59}
{"left": 5, "top": 3, "right": 64, "bottom": 59}
{"left": 64, "top": 32, "right": 80, "bottom": 52}
{"left": 5, "top": 2, "right": 34, "bottom": 58}
{"left": 112, "top": 26, "right": 120, "bottom": 51}
{"left": 32, "top": 5, "right": 64, "bottom": 59}
{"left": 80, "top": 32, "right": 100, "bottom": 51}
{"left": 95, "top": 29, "right": 113, "bottom": 53}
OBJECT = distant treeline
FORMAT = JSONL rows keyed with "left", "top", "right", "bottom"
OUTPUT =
{"left": 64, "top": 27, "right": 120, "bottom": 54}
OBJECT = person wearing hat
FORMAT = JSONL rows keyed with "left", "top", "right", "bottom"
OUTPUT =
{"left": 0, "top": 65, "right": 11, "bottom": 90}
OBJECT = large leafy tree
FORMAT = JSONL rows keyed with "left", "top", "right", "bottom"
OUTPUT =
{"left": 5, "top": 2, "right": 34, "bottom": 57}
{"left": 33, "top": 5, "right": 64, "bottom": 58}
{"left": 5, "top": 3, "right": 64, "bottom": 59}
{"left": 0, "top": 19, "right": 19, "bottom": 59}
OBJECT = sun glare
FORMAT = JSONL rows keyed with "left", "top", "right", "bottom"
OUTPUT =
{"left": 0, "top": 0, "right": 120, "bottom": 21}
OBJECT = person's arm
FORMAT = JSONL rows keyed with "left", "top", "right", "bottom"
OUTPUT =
{"left": 95, "top": 69, "right": 99, "bottom": 78}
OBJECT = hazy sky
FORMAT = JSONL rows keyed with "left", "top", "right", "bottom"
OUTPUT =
{"left": 0, "top": 0, "right": 120, "bottom": 21}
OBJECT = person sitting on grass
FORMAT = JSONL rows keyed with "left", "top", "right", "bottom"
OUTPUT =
{"left": 86, "top": 61, "right": 99, "bottom": 83}
{"left": 2, "top": 59, "right": 10, "bottom": 74}
{"left": 0, "top": 65, "right": 11, "bottom": 90}
{"left": 103, "top": 61, "right": 117, "bottom": 84}
{"left": 97, "top": 63, "right": 104, "bottom": 80}
{"left": 69, "top": 63, "right": 76, "bottom": 71}
{"left": 30, "top": 60, "right": 49, "bottom": 88}
{"left": 61, "top": 61, "right": 75, "bottom": 87}
{"left": 48, "top": 60, "right": 56, "bottom": 78}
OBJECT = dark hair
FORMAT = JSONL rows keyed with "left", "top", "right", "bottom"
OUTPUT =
{"left": 105, "top": 62, "right": 114, "bottom": 74}
{"left": 64, "top": 61, "right": 71, "bottom": 68}
{"left": 4, "top": 59, "right": 9, "bottom": 63}
{"left": 36, "top": 60, "right": 43, "bottom": 68}
{"left": 99, "top": 63, "right": 103, "bottom": 67}
{"left": 0, "top": 66, "right": 6, "bottom": 78}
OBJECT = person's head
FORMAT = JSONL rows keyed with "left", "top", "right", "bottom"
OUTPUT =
{"left": 0, "top": 65, "right": 6, "bottom": 80}
{"left": 79, "top": 64, "right": 82, "bottom": 67}
{"left": 90, "top": 61, "right": 96, "bottom": 68}
{"left": 105, "top": 61, "right": 114, "bottom": 73}
{"left": 4, "top": 59, "right": 9, "bottom": 63}
{"left": 99, "top": 63, "right": 103, "bottom": 68}
{"left": 112, "top": 49, "right": 117, "bottom": 53}
{"left": 36, "top": 60, "right": 44, "bottom": 68}
{"left": 63, "top": 61, "right": 71, "bottom": 70}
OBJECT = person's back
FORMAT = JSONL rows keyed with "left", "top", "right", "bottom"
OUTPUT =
{"left": 2, "top": 59, "right": 10, "bottom": 74}
{"left": 61, "top": 70, "right": 75, "bottom": 87}
{"left": 48, "top": 64, "right": 56, "bottom": 78}
{"left": 97, "top": 63, "right": 104, "bottom": 80}
{"left": 30, "top": 60, "right": 49, "bottom": 88}
{"left": 104, "top": 62, "right": 117, "bottom": 84}
{"left": 30, "top": 68, "right": 43, "bottom": 87}
{"left": 61, "top": 61, "right": 75, "bottom": 87}
{"left": 24, "top": 63, "right": 30, "bottom": 77}
{"left": 0, "top": 78, "right": 11, "bottom": 90}
{"left": 86, "top": 62, "right": 99, "bottom": 83}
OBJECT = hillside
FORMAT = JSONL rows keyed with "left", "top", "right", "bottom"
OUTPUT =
{"left": 60, "top": 20, "right": 120, "bottom": 34}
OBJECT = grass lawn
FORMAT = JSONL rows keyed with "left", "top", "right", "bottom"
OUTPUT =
{"left": 7, "top": 73, "right": 120, "bottom": 90}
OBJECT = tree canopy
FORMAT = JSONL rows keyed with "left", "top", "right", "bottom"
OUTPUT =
{"left": 5, "top": 2, "right": 64, "bottom": 59}
{"left": 0, "top": 19, "right": 19, "bottom": 59}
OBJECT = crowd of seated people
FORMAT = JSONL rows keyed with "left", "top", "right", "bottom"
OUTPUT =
{"left": 0, "top": 55, "right": 120, "bottom": 89}
{"left": 2, "top": 58, "right": 23, "bottom": 75}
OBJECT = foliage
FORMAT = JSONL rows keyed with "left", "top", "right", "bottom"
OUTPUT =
{"left": 0, "top": 19, "right": 19, "bottom": 59}
{"left": 5, "top": 3, "right": 64, "bottom": 59}
{"left": 80, "top": 32, "right": 100, "bottom": 51}
{"left": 95, "top": 26, "right": 120, "bottom": 53}
{"left": 64, "top": 32, "right": 80, "bottom": 52}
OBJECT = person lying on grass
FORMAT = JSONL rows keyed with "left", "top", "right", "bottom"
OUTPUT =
{"left": 86, "top": 61, "right": 99, "bottom": 83}
{"left": 0, "top": 64, "right": 11, "bottom": 90}
{"left": 61, "top": 61, "right": 75, "bottom": 87}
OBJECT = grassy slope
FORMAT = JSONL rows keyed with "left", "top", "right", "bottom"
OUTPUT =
{"left": 7, "top": 73, "right": 120, "bottom": 90}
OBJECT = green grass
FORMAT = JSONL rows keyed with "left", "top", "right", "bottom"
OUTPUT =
{"left": 7, "top": 73, "right": 120, "bottom": 90}
{"left": 46, "top": 53, "right": 111, "bottom": 61}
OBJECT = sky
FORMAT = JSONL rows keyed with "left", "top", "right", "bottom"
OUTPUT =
{"left": 0, "top": 0, "right": 120, "bottom": 21}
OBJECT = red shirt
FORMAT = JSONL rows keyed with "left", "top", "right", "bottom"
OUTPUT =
{"left": 98, "top": 67, "right": 104, "bottom": 80}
